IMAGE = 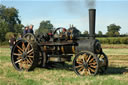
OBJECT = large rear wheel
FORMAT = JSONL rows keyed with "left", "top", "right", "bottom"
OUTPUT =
{"left": 11, "top": 39, "right": 39, "bottom": 71}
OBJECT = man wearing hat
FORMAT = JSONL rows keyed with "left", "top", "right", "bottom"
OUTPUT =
{"left": 28, "top": 24, "right": 34, "bottom": 34}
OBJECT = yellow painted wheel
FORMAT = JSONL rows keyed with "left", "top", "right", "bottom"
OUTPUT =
{"left": 73, "top": 51, "right": 99, "bottom": 76}
{"left": 11, "top": 39, "right": 39, "bottom": 71}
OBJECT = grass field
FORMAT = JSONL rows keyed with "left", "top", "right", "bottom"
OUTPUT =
{"left": 0, "top": 45, "right": 128, "bottom": 85}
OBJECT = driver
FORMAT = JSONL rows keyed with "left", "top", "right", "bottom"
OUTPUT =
{"left": 60, "top": 28, "right": 67, "bottom": 38}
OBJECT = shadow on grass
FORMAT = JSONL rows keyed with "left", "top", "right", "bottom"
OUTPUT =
{"left": 37, "top": 63, "right": 128, "bottom": 75}
{"left": 106, "top": 66, "right": 128, "bottom": 75}
{"left": 37, "top": 62, "right": 74, "bottom": 71}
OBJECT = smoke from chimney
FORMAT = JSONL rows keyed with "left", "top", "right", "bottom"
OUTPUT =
{"left": 65, "top": 0, "right": 96, "bottom": 12}
{"left": 85, "top": 0, "right": 96, "bottom": 9}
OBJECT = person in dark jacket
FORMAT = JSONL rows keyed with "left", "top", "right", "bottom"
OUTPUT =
{"left": 23, "top": 26, "right": 29, "bottom": 35}
{"left": 9, "top": 34, "right": 16, "bottom": 50}
{"left": 28, "top": 24, "right": 34, "bottom": 34}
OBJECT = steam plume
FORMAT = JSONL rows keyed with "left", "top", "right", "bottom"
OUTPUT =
{"left": 85, "top": 0, "right": 96, "bottom": 9}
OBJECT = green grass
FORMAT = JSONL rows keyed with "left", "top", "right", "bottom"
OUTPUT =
{"left": 103, "top": 48, "right": 128, "bottom": 55}
{"left": 1, "top": 46, "right": 128, "bottom": 85}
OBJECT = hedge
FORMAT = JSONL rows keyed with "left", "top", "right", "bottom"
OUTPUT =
{"left": 97, "top": 37, "right": 128, "bottom": 44}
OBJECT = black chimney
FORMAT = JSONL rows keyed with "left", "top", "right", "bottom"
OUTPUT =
{"left": 89, "top": 9, "right": 96, "bottom": 39}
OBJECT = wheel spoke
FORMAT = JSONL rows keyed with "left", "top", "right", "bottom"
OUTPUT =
{"left": 17, "top": 45, "right": 23, "bottom": 52}
{"left": 27, "top": 56, "right": 34, "bottom": 58}
{"left": 15, "top": 59, "right": 23, "bottom": 64}
{"left": 83, "top": 54, "right": 88, "bottom": 62}
{"left": 89, "top": 57, "right": 94, "bottom": 63}
{"left": 89, "top": 62, "right": 97, "bottom": 65}
{"left": 22, "top": 42, "right": 26, "bottom": 51}
{"left": 13, "top": 53, "right": 22, "bottom": 56}
{"left": 88, "top": 67, "right": 95, "bottom": 72}
{"left": 26, "top": 58, "right": 32, "bottom": 64}
{"left": 76, "top": 61, "right": 83, "bottom": 65}
{"left": 90, "top": 65, "right": 97, "bottom": 68}
{"left": 80, "top": 68, "right": 85, "bottom": 75}
{"left": 28, "top": 52, "right": 34, "bottom": 56}
{"left": 28, "top": 58, "right": 33, "bottom": 64}
{"left": 77, "top": 57, "right": 83, "bottom": 64}
{"left": 78, "top": 66, "right": 84, "bottom": 72}
{"left": 87, "top": 55, "right": 91, "bottom": 63}
{"left": 18, "top": 49, "right": 22, "bottom": 54}
{"left": 27, "top": 49, "right": 33, "bottom": 54}
{"left": 87, "top": 69, "right": 91, "bottom": 75}
{"left": 17, "top": 56, "right": 22, "bottom": 60}
{"left": 25, "top": 43, "right": 30, "bottom": 52}
{"left": 75, "top": 65, "right": 83, "bottom": 68}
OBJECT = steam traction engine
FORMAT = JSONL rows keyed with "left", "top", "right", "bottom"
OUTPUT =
{"left": 11, "top": 9, "right": 108, "bottom": 76}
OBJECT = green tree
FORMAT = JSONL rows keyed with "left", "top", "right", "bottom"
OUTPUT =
{"left": 83, "top": 30, "right": 88, "bottom": 36}
{"left": 98, "top": 31, "right": 103, "bottom": 37}
{"left": 106, "top": 24, "right": 121, "bottom": 37}
{"left": 106, "top": 31, "right": 113, "bottom": 37}
{"left": 114, "top": 31, "right": 120, "bottom": 37}
{"left": 0, "top": 18, "right": 9, "bottom": 42}
{"left": 37, "top": 20, "right": 54, "bottom": 34}
{"left": 0, "top": 4, "right": 23, "bottom": 42}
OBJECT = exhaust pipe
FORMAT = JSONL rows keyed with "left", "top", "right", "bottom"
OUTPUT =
{"left": 89, "top": 9, "right": 96, "bottom": 39}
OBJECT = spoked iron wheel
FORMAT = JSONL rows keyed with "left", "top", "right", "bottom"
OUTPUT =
{"left": 11, "top": 39, "right": 39, "bottom": 71}
{"left": 97, "top": 52, "right": 108, "bottom": 74}
{"left": 23, "top": 33, "right": 36, "bottom": 42}
{"left": 73, "top": 51, "right": 99, "bottom": 76}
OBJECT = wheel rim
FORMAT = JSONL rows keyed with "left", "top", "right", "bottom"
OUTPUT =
{"left": 73, "top": 51, "right": 99, "bottom": 76}
{"left": 11, "top": 40, "right": 34, "bottom": 71}
{"left": 97, "top": 52, "right": 108, "bottom": 74}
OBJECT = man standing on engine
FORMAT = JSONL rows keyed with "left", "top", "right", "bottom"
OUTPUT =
{"left": 23, "top": 26, "right": 29, "bottom": 35}
{"left": 28, "top": 24, "right": 34, "bottom": 34}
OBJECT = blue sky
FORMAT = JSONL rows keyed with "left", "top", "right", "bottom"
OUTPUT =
{"left": 0, "top": 0, "right": 128, "bottom": 34}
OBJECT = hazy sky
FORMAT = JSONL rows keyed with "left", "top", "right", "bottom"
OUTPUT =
{"left": 0, "top": 0, "right": 128, "bottom": 34}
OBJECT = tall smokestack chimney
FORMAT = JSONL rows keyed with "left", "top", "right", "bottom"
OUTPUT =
{"left": 89, "top": 9, "right": 96, "bottom": 39}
